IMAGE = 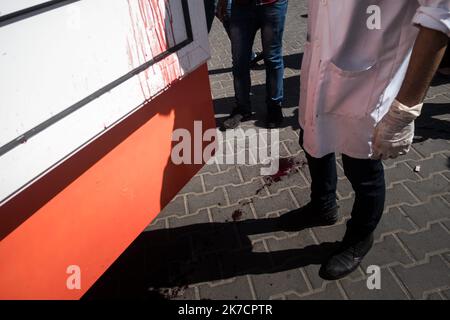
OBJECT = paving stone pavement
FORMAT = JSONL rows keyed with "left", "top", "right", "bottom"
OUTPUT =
{"left": 86, "top": 1, "right": 450, "bottom": 300}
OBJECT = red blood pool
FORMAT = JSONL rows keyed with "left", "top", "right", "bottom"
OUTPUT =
{"left": 270, "top": 157, "right": 297, "bottom": 182}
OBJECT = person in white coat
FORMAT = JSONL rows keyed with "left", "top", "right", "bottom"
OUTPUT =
{"left": 279, "top": 0, "right": 450, "bottom": 280}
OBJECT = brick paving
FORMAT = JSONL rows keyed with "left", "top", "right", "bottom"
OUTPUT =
{"left": 85, "top": 1, "right": 450, "bottom": 300}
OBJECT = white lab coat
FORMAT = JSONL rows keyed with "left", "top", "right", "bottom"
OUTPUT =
{"left": 299, "top": 0, "right": 450, "bottom": 159}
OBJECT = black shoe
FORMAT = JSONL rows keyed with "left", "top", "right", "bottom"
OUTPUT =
{"left": 277, "top": 203, "right": 339, "bottom": 231}
{"left": 265, "top": 104, "right": 284, "bottom": 129}
{"left": 223, "top": 108, "right": 252, "bottom": 130}
{"left": 319, "top": 232, "right": 374, "bottom": 280}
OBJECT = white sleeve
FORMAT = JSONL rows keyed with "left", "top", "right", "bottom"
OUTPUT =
{"left": 413, "top": 0, "right": 450, "bottom": 36}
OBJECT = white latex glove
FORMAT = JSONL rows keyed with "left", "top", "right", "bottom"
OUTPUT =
{"left": 372, "top": 99, "right": 423, "bottom": 160}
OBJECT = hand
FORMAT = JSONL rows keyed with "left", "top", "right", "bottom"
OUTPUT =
{"left": 371, "top": 99, "right": 422, "bottom": 160}
{"left": 216, "top": 0, "right": 227, "bottom": 23}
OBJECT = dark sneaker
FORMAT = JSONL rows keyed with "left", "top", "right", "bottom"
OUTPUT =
{"left": 319, "top": 233, "right": 374, "bottom": 280}
{"left": 265, "top": 104, "right": 284, "bottom": 129}
{"left": 277, "top": 202, "right": 339, "bottom": 231}
{"left": 223, "top": 108, "right": 252, "bottom": 130}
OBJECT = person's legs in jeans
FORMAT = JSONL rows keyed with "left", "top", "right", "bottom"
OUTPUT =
{"left": 299, "top": 129, "right": 338, "bottom": 212}
{"left": 301, "top": 142, "right": 385, "bottom": 234}
{"left": 305, "top": 151, "right": 338, "bottom": 212}
{"left": 223, "top": 1, "right": 259, "bottom": 63}
{"left": 305, "top": 152, "right": 385, "bottom": 233}
{"left": 224, "top": 2, "right": 258, "bottom": 129}
{"left": 319, "top": 154, "right": 385, "bottom": 280}
{"left": 341, "top": 155, "right": 386, "bottom": 241}
{"left": 278, "top": 130, "right": 338, "bottom": 229}
{"left": 259, "top": 0, "right": 288, "bottom": 127}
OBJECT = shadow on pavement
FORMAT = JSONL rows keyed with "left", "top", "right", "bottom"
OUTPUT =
{"left": 83, "top": 216, "right": 340, "bottom": 300}
{"left": 284, "top": 52, "right": 303, "bottom": 70}
{"left": 414, "top": 102, "right": 450, "bottom": 143}
{"left": 430, "top": 73, "right": 450, "bottom": 87}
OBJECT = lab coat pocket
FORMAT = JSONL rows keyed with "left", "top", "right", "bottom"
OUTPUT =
{"left": 319, "top": 60, "right": 378, "bottom": 119}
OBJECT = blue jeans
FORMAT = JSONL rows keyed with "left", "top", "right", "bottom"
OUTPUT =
{"left": 229, "top": 0, "right": 288, "bottom": 112}
{"left": 224, "top": 1, "right": 258, "bottom": 61}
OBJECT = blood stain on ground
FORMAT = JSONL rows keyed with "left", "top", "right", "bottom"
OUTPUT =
{"left": 256, "top": 157, "right": 307, "bottom": 195}
{"left": 269, "top": 157, "right": 304, "bottom": 182}
{"left": 232, "top": 209, "right": 243, "bottom": 221}
{"left": 269, "top": 158, "right": 295, "bottom": 182}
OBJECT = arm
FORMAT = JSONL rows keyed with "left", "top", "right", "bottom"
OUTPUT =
{"left": 372, "top": 27, "right": 449, "bottom": 160}
{"left": 396, "top": 26, "right": 448, "bottom": 107}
